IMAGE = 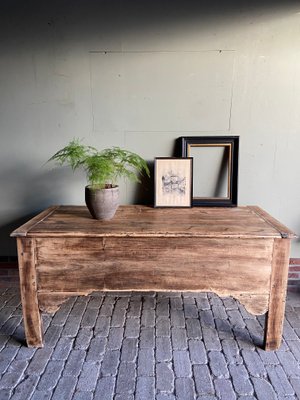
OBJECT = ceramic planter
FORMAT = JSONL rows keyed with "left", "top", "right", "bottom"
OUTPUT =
{"left": 85, "top": 185, "right": 119, "bottom": 220}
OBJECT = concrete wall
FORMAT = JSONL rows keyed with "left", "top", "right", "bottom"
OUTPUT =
{"left": 1, "top": 0, "right": 300, "bottom": 256}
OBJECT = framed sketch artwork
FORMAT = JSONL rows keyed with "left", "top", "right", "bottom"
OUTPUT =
{"left": 154, "top": 157, "right": 193, "bottom": 207}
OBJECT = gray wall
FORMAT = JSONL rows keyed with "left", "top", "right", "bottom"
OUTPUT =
{"left": 1, "top": 0, "right": 300, "bottom": 256}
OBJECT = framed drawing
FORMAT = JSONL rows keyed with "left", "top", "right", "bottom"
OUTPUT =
{"left": 154, "top": 158, "right": 193, "bottom": 208}
{"left": 178, "top": 136, "right": 239, "bottom": 207}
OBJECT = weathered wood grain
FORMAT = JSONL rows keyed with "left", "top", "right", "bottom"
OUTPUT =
{"left": 16, "top": 238, "right": 43, "bottom": 347}
{"left": 35, "top": 237, "right": 272, "bottom": 295}
{"left": 14, "top": 205, "right": 283, "bottom": 239}
{"left": 249, "top": 206, "right": 297, "bottom": 239}
{"left": 11, "top": 206, "right": 59, "bottom": 237}
{"left": 234, "top": 294, "right": 269, "bottom": 315}
{"left": 264, "top": 238, "right": 291, "bottom": 350}
{"left": 38, "top": 292, "right": 80, "bottom": 313}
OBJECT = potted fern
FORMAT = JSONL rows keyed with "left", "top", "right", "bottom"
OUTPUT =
{"left": 48, "top": 139, "right": 150, "bottom": 220}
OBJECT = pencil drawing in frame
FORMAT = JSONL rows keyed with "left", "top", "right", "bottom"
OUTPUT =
{"left": 179, "top": 136, "right": 239, "bottom": 207}
{"left": 154, "top": 157, "right": 193, "bottom": 208}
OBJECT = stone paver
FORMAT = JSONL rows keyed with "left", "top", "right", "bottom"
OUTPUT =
{"left": 266, "top": 365, "right": 295, "bottom": 396}
{"left": 156, "top": 317, "right": 170, "bottom": 337}
{"left": 214, "top": 378, "right": 236, "bottom": 400}
{"left": 189, "top": 339, "right": 207, "bottom": 364}
{"left": 229, "top": 364, "right": 254, "bottom": 396}
{"left": 101, "top": 350, "right": 120, "bottom": 376}
{"left": 76, "top": 360, "right": 100, "bottom": 392}
{"left": 252, "top": 377, "right": 277, "bottom": 400}
{"left": 115, "top": 361, "right": 135, "bottom": 395}
{"left": 120, "top": 337, "right": 138, "bottom": 362}
{"left": 36, "top": 360, "right": 64, "bottom": 391}
{"left": 137, "top": 348, "right": 154, "bottom": 376}
{"left": 171, "top": 327, "right": 188, "bottom": 350}
{"left": 173, "top": 350, "right": 192, "bottom": 377}
{"left": 156, "top": 362, "right": 174, "bottom": 392}
{"left": 0, "top": 288, "right": 300, "bottom": 399}
{"left": 194, "top": 364, "right": 214, "bottom": 395}
{"left": 136, "top": 376, "right": 155, "bottom": 400}
{"left": 52, "top": 376, "right": 77, "bottom": 400}
{"left": 156, "top": 337, "right": 172, "bottom": 362}
{"left": 175, "top": 377, "right": 195, "bottom": 400}
{"left": 208, "top": 350, "right": 229, "bottom": 378}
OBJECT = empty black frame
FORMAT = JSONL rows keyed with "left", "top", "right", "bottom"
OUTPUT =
{"left": 179, "top": 136, "right": 239, "bottom": 207}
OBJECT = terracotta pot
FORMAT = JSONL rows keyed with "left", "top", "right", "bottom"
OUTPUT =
{"left": 85, "top": 185, "right": 119, "bottom": 220}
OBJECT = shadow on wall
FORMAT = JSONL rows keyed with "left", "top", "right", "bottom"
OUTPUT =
{"left": 0, "top": 0, "right": 299, "bottom": 50}
{"left": 133, "top": 161, "right": 154, "bottom": 205}
{"left": 0, "top": 216, "right": 35, "bottom": 257}
{"left": 133, "top": 141, "right": 183, "bottom": 205}
{"left": 0, "top": 163, "right": 84, "bottom": 256}
{"left": 3, "top": 160, "right": 154, "bottom": 256}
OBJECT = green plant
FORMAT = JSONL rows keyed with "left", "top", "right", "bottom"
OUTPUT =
{"left": 48, "top": 139, "right": 150, "bottom": 189}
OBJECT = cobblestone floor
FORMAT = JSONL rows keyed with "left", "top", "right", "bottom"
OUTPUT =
{"left": 0, "top": 288, "right": 300, "bottom": 400}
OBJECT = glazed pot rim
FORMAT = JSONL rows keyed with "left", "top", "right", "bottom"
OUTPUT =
{"left": 85, "top": 185, "right": 119, "bottom": 190}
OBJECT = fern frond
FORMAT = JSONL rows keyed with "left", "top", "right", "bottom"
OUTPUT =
{"left": 48, "top": 138, "right": 95, "bottom": 170}
{"left": 48, "top": 140, "right": 150, "bottom": 188}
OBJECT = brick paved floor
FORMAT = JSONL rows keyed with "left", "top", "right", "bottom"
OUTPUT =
{"left": 0, "top": 288, "right": 300, "bottom": 400}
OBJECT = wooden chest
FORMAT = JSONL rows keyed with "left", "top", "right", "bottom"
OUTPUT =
{"left": 11, "top": 205, "right": 296, "bottom": 350}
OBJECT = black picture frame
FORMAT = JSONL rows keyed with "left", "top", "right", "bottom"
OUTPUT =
{"left": 154, "top": 157, "right": 193, "bottom": 208}
{"left": 178, "top": 136, "right": 239, "bottom": 207}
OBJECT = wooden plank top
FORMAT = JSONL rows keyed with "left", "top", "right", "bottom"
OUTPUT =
{"left": 11, "top": 205, "right": 297, "bottom": 239}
